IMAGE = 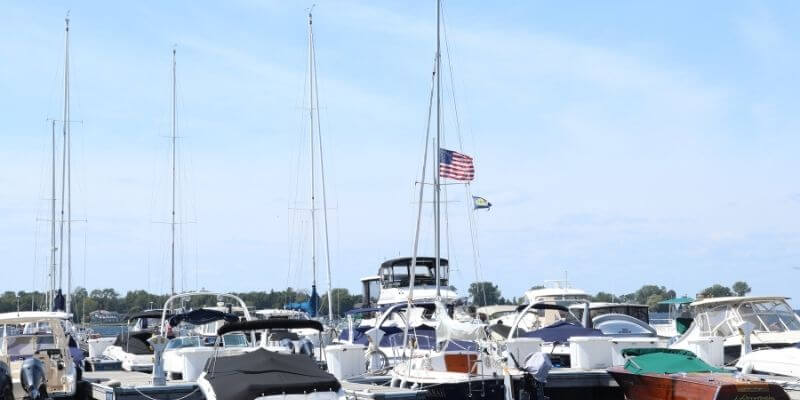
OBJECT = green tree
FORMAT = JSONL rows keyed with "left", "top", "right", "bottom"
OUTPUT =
{"left": 700, "top": 284, "right": 734, "bottom": 298}
{"left": 731, "top": 281, "right": 751, "bottom": 297}
{"left": 469, "top": 282, "right": 502, "bottom": 306}
{"left": 592, "top": 292, "right": 615, "bottom": 303}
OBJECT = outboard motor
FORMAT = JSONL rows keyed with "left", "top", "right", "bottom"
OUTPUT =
{"left": 520, "top": 352, "right": 552, "bottom": 400}
{"left": 20, "top": 357, "right": 47, "bottom": 400}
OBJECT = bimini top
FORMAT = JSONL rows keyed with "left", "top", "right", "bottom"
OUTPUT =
{"left": 380, "top": 257, "right": 449, "bottom": 269}
{"left": 0, "top": 311, "right": 72, "bottom": 324}
{"left": 691, "top": 296, "right": 790, "bottom": 307}
{"left": 203, "top": 348, "right": 340, "bottom": 399}
{"left": 127, "top": 310, "right": 171, "bottom": 322}
{"left": 521, "top": 321, "right": 603, "bottom": 342}
{"left": 217, "top": 319, "right": 324, "bottom": 336}
{"left": 169, "top": 308, "right": 239, "bottom": 327}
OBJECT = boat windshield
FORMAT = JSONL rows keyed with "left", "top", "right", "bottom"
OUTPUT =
{"left": 166, "top": 336, "right": 201, "bottom": 350}
{"left": 738, "top": 301, "right": 800, "bottom": 333}
{"left": 4, "top": 335, "right": 57, "bottom": 359}
{"left": 222, "top": 334, "right": 248, "bottom": 348}
{"left": 696, "top": 299, "right": 800, "bottom": 337}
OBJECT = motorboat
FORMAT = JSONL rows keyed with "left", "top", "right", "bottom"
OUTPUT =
{"left": 476, "top": 305, "right": 518, "bottom": 324}
{"left": 0, "top": 312, "right": 80, "bottom": 399}
{"left": 157, "top": 292, "right": 256, "bottom": 382}
{"left": 197, "top": 319, "right": 344, "bottom": 400}
{"left": 671, "top": 296, "right": 800, "bottom": 364}
{"left": 488, "top": 281, "right": 592, "bottom": 331}
{"left": 651, "top": 296, "right": 695, "bottom": 337}
{"left": 338, "top": 302, "right": 444, "bottom": 369}
{"left": 735, "top": 332, "right": 800, "bottom": 398}
{"left": 609, "top": 348, "right": 790, "bottom": 400}
{"left": 360, "top": 257, "right": 458, "bottom": 309}
{"left": 254, "top": 309, "right": 330, "bottom": 350}
{"left": 102, "top": 310, "right": 169, "bottom": 372}
{"left": 387, "top": 302, "right": 506, "bottom": 399}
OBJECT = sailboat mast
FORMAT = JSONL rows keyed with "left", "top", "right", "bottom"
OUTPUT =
{"left": 56, "top": 16, "right": 70, "bottom": 312}
{"left": 308, "top": 12, "right": 318, "bottom": 306}
{"left": 433, "top": 0, "right": 442, "bottom": 298}
{"left": 65, "top": 15, "right": 72, "bottom": 314}
{"left": 50, "top": 120, "right": 57, "bottom": 310}
{"left": 171, "top": 48, "right": 177, "bottom": 296}
{"left": 308, "top": 12, "right": 335, "bottom": 320}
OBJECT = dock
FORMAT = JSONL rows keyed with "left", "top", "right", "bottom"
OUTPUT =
{"left": 83, "top": 370, "right": 205, "bottom": 400}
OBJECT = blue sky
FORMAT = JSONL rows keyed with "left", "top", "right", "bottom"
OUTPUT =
{"left": 2, "top": 1, "right": 800, "bottom": 305}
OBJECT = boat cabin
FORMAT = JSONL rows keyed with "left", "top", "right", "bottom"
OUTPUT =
{"left": 523, "top": 281, "right": 590, "bottom": 306}
{"left": 361, "top": 257, "right": 457, "bottom": 307}
{"left": 672, "top": 296, "right": 800, "bottom": 363}
{"left": 691, "top": 297, "right": 800, "bottom": 337}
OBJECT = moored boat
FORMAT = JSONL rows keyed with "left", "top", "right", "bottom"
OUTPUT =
{"left": 608, "top": 348, "right": 790, "bottom": 400}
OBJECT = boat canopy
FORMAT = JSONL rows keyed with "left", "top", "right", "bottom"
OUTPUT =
{"left": 203, "top": 348, "right": 340, "bottom": 399}
{"left": 217, "top": 319, "right": 324, "bottom": 336}
{"left": 521, "top": 321, "right": 603, "bottom": 342}
{"left": 659, "top": 297, "right": 694, "bottom": 305}
{"left": 620, "top": 348, "right": 724, "bottom": 375}
{"left": 168, "top": 308, "right": 239, "bottom": 327}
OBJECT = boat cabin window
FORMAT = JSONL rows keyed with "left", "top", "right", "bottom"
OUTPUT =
{"left": 594, "top": 319, "right": 654, "bottom": 336}
{"left": 380, "top": 261, "right": 448, "bottom": 288}
{"left": 738, "top": 301, "right": 800, "bottom": 332}
{"left": 166, "top": 336, "right": 201, "bottom": 350}
{"left": 4, "top": 335, "right": 57, "bottom": 359}
{"left": 696, "top": 300, "right": 800, "bottom": 337}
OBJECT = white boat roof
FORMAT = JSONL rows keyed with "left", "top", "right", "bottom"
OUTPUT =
{"left": 476, "top": 305, "right": 517, "bottom": 315}
{"left": 568, "top": 302, "right": 647, "bottom": 309}
{"left": 0, "top": 311, "right": 72, "bottom": 323}
{"left": 525, "top": 287, "right": 589, "bottom": 298}
{"left": 361, "top": 275, "right": 380, "bottom": 282}
{"left": 691, "top": 296, "right": 791, "bottom": 307}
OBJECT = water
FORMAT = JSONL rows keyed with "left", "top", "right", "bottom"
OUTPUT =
{"left": 89, "top": 324, "right": 127, "bottom": 337}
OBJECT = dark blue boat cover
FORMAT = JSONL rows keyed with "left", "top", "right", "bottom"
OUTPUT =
{"left": 521, "top": 321, "right": 604, "bottom": 343}
{"left": 169, "top": 308, "right": 239, "bottom": 327}
{"left": 338, "top": 325, "right": 437, "bottom": 349}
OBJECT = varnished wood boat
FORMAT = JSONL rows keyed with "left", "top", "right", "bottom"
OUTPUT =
{"left": 608, "top": 367, "right": 790, "bottom": 400}
{"left": 608, "top": 348, "right": 790, "bottom": 400}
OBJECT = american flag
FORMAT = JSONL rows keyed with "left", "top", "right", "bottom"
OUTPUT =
{"left": 439, "top": 148, "right": 475, "bottom": 181}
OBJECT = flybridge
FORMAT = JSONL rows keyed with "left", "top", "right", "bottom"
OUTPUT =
{"left": 360, "top": 257, "right": 458, "bottom": 308}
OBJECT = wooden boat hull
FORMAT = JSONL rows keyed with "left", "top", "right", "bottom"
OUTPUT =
{"left": 608, "top": 367, "right": 790, "bottom": 400}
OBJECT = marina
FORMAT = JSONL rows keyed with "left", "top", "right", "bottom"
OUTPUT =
{"left": 3, "top": 1, "right": 800, "bottom": 400}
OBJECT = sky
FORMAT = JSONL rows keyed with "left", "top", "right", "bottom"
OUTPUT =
{"left": 1, "top": 1, "right": 800, "bottom": 306}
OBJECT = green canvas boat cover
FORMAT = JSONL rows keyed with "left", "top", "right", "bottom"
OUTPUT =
{"left": 621, "top": 348, "right": 725, "bottom": 375}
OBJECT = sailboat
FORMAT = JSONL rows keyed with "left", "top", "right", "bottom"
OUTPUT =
{"left": 100, "top": 48, "right": 184, "bottom": 371}
{"left": 284, "top": 9, "right": 335, "bottom": 323}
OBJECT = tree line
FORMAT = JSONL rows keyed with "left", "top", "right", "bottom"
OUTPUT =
{"left": 0, "top": 287, "right": 362, "bottom": 322}
{"left": 468, "top": 280, "right": 753, "bottom": 310}
{"left": 1, "top": 280, "right": 754, "bottom": 320}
